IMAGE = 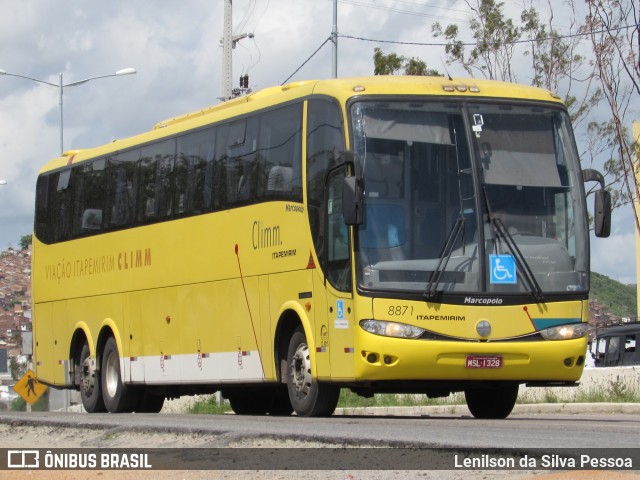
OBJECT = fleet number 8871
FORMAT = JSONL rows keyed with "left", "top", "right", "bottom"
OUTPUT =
{"left": 387, "top": 305, "right": 414, "bottom": 316}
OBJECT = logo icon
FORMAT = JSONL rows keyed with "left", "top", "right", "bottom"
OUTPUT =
{"left": 7, "top": 450, "right": 39, "bottom": 469}
{"left": 489, "top": 254, "right": 517, "bottom": 284}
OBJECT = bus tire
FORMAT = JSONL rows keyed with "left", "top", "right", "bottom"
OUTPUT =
{"left": 134, "top": 389, "right": 165, "bottom": 413}
{"left": 101, "top": 336, "right": 140, "bottom": 413}
{"left": 79, "top": 341, "right": 106, "bottom": 413}
{"left": 464, "top": 383, "right": 519, "bottom": 419}
{"left": 267, "top": 388, "right": 294, "bottom": 416}
{"left": 286, "top": 327, "right": 339, "bottom": 417}
{"left": 228, "top": 392, "right": 270, "bottom": 415}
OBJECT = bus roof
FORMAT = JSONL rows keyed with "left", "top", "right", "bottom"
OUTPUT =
{"left": 38, "top": 75, "right": 563, "bottom": 174}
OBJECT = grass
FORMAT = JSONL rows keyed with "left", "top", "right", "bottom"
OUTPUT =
{"left": 189, "top": 395, "right": 232, "bottom": 414}
{"left": 574, "top": 375, "right": 640, "bottom": 403}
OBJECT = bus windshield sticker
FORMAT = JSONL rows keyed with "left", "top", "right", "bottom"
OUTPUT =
{"left": 472, "top": 114, "right": 484, "bottom": 137}
{"left": 489, "top": 254, "right": 517, "bottom": 284}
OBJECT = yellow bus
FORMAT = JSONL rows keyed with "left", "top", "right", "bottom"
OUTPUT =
{"left": 32, "top": 76, "right": 610, "bottom": 418}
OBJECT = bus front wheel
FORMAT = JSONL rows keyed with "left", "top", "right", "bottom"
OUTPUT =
{"left": 101, "top": 336, "right": 140, "bottom": 413}
{"left": 464, "top": 383, "right": 519, "bottom": 419}
{"left": 134, "top": 389, "right": 165, "bottom": 413}
{"left": 79, "top": 341, "right": 106, "bottom": 413}
{"left": 286, "top": 327, "right": 339, "bottom": 417}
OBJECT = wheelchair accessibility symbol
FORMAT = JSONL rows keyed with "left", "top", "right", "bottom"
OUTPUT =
{"left": 490, "top": 254, "right": 517, "bottom": 284}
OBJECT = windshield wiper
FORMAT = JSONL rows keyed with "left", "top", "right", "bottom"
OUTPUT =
{"left": 491, "top": 217, "right": 544, "bottom": 302}
{"left": 424, "top": 217, "right": 465, "bottom": 300}
{"left": 483, "top": 189, "right": 544, "bottom": 303}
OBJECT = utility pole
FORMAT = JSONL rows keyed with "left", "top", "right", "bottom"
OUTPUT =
{"left": 222, "top": 0, "right": 233, "bottom": 101}
{"left": 221, "top": 0, "right": 254, "bottom": 101}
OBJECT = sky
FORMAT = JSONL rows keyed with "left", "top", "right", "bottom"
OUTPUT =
{"left": 0, "top": 0, "right": 637, "bottom": 285}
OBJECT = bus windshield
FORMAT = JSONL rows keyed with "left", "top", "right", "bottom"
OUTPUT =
{"left": 351, "top": 100, "right": 588, "bottom": 296}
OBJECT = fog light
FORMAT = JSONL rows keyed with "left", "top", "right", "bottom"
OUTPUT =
{"left": 367, "top": 353, "right": 378, "bottom": 364}
{"left": 576, "top": 356, "right": 584, "bottom": 366}
{"left": 563, "top": 357, "right": 573, "bottom": 367}
{"left": 384, "top": 355, "right": 392, "bottom": 365}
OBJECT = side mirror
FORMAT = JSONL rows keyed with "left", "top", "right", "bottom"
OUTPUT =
{"left": 594, "top": 189, "right": 611, "bottom": 238}
{"left": 343, "top": 176, "right": 364, "bottom": 225}
{"left": 582, "top": 168, "right": 611, "bottom": 238}
{"left": 326, "top": 151, "right": 364, "bottom": 226}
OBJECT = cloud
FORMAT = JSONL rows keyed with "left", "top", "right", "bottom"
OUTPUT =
{"left": 0, "top": 0, "right": 634, "bottom": 289}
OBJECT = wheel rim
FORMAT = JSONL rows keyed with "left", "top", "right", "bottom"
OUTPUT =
{"left": 81, "top": 358, "right": 95, "bottom": 396}
{"left": 104, "top": 350, "right": 119, "bottom": 398}
{"left": 290, "top": 342, "right": 312, "bottom": 398}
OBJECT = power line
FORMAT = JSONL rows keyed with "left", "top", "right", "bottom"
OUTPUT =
{"left": 280, "top": 7, "right": 635, "bottom": 85}
{"left": 281, "top": 37, "right": 333, "bottom": 85}
{"left": 338, "top": 0, "right": 467, "bottom": 22}
{"left": 338, "top": 24, "right": 636, "bottom": 48}
{"left": 384, "top": 0, "right": 470, "bottom": 15}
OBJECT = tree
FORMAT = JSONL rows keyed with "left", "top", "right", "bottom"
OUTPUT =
{"left": 9, "top": 356, "right": 27, "bottom": 382}
{"left": 519, "top": 0, "right": 598, "bottom": 126}
{"left": 431, "top": 0, "right": 640, "bottom": 220}
{"left": 432, "top": 0, "right": 520, "bottom": 81}
{"left": 583, "top": 0, "right": 640, "bottom": 230}
{"left": 373, "top": 48, "right": 441, "bottom": 76}
{"left": 19, "top": 235, "right": 31, "bottom": 251}
{"left": 432, "top": 0, "right": 598, "bottom": 125}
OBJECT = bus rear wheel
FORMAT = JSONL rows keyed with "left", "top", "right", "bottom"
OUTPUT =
{"left": 464, "top": 383, "right": 519, "bottom": 419}
{"left": 79, "top": 341, "right": 106, "bottom": 413}
{"left": 286, "top": 327, "right": 339, "bottom": 417}
{"left": 101, "top": 336, "right": 141, "bottom": 413}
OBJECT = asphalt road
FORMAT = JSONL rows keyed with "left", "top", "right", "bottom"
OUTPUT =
{"left": 0, "top": 409, "right": 639, "bottom": 478}
{"left": 0, "top": 407, "right": 638, "bottom": 449}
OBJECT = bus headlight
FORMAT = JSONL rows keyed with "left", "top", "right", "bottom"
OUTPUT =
{"left": 360, "top": 320, "right": 425, "bottom": 339}
{"left": 539, "top": 323, "right": 589, "bottom": 340}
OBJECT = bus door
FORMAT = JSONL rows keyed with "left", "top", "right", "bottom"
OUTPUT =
{"left": 324, "top": 167, "right": 355, "bottom": 379}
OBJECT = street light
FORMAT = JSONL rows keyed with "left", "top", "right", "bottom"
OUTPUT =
{"left": 0, "top": 180, "right": 6, "bottom": 186}
{"left": 0, "top": 67, "right": 136, "bottom": 155}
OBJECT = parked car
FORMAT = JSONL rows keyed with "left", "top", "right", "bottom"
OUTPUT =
{"left": 590, "top": 323, "right": 640, "bottom": 367}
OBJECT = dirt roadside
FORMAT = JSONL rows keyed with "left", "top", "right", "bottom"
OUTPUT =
{"left": 0, "top": 424, "right": 638, "bottom": 480}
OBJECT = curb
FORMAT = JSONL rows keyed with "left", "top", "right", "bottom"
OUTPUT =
{"left": 334, "top": 402, "right": 640, "bottom": 416}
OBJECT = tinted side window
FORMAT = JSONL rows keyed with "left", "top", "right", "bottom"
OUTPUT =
{"left": 175, "top": 127, "right": 215, "bottom": 216}
{"left": 212, "top": 122, "right": 231, "bottom": 208}
{"left": 54, "top": 170, "right": 73, "bottom": 242}
{"left": 231, "top": 117, "right": 260, "bottom": 205}
{"left": 138, "top": 140, "right": 176, "bottom": 223}
{"left": 35, "top": 175, "right": 52, "bottom": 243}
{"left": 106, "top": 149, "right": 139, "bottom": 229}
{"left": 71, "top": 159, "right": 105, "bottom": 236}
{"left": 34, "top": 102, "right": 307, "bottom": 244}
{"left": 213, "top": 117, "right": 258, "bottom": 208}
{"left": 260, "top": 103, "right": 303, "bottom": 202}
{"left": 306, "top": 99, "right": 345, "bottom": 262}
{"left": 34, "top": 169, "right": 74, "bottom": 243}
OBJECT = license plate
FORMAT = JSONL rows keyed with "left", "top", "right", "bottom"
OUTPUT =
{"left": 465, "top": 355, "right": 503, "bottom": 369}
